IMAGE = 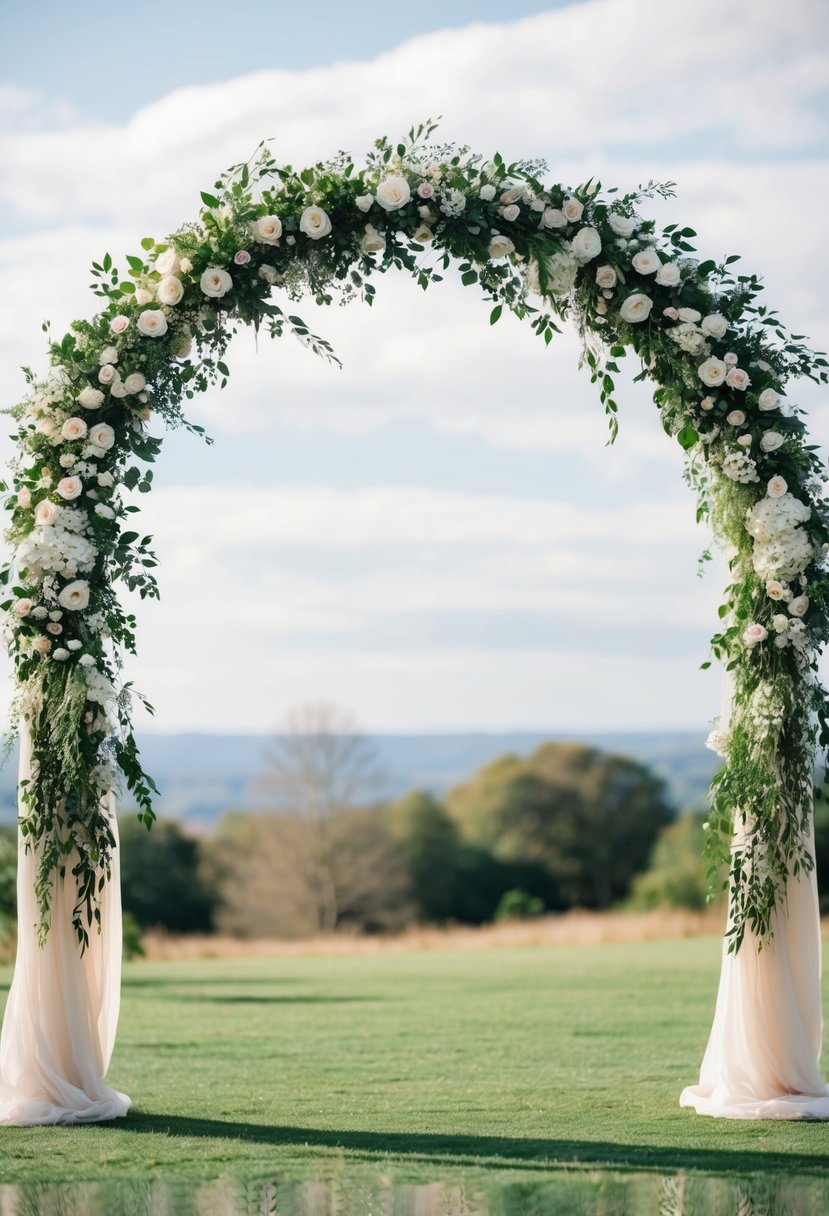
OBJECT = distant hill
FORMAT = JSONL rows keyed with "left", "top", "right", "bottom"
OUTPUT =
{"left": 0, "top": 731, "right": 719, "bottom": 827}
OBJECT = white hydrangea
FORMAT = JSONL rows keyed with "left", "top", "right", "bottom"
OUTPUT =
{"left": 83, "top": 666, "right": 115, "bottom": 706}
{"left": 667, "top": 323, "right": 708, "bottom": 356}
{"left": 722, "top": 451, "right": 759, "bottom": 484}
{"left": 16, "top": 508, "right": 97, "bottom": 579}
{"left": 439, "top": 189, "right": 466, "bottom": 218}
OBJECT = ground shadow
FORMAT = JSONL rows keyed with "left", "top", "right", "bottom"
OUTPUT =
{"left": 166, "top": 994, "right": 378, "bottom": 1006}
{"left": 111, "top": 1114, "right": 829, "bottom": 1178}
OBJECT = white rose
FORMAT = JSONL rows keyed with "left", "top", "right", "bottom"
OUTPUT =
{"left": 608, "top": 213, "right": 636, "bottom": 237}
{"left": 726, "top": 409, "right": 746, "bottom": 426}
{"left": 488, "top": 234, "right": 515, "bottom": 260}
{"left": 619, "top": 293, "right": 653, "bottom": 324}
{"left": 771, "top": 613, "right": 790, "bottom": 633}
{"left": 14, "top": 598, "right": 33, "bottom": 618}
{"left": 61, "top": 417, "right": 88, "bottom": 442}
{"left": 655, "top": 261, "right": 681, "bottom": 287}
{"left": 595, "top": 265, "right": 617, "bottom": 289}
{"left": 58, "top": 580, "right": 90, "bottom": 611}
{"left": 500, "top": 203, "right": 520, "bottom": 222}
{"left": 571, "top": 226, "right": 602, "bottom": 263}
{"left": 678, "top": 308, "right": 701, "bottom": 323}
{"left": 479, "top": 184, "right": 497, "bottom": 202}
{"left": 200, "top": 268, "right": 233, "bottom": 298}
{"left": 32, "top": 636, "right": 52, "bottom": 655}
{"left": 110, "top": 381, "right": 128, "bottom": 398}
{"left": 743, "top": 623, "right": 768, "bottom": 646}
{"left": 124, "top": 373, "right": 146, "bottom": 395}
{"left": 789, "top": 595, "right": 809, "bottom": 617}
{"left": 94, "top": 503, "right": 115, "bottom": 519}
{"left": 97, "top": 471, "right": 115, "bottom": 487}
{"left": 701, "top": 313, "right": 728, "bottom": 339}
{"left": 299, "top": 206, "right": 332, "bottom": 239}
{"left": 135, "top": 288, "right": 155, "bottom": 306}
{"left": 17, "top": 487, "right": 31, "bottom": 507}
{"left": 89, "top": 423, "right": 115, "bottom": 451}
{"left": 56, "top": 476, "right": 83, "bottom": 501}
{"left": 700, "top": 396, "right": 716, "bottom": 411}
{"left": 97, "top": 363, "right": 119, "bottom": 385}
{"left": 257, "top": 264, "right": 279, "bottom": 286}
{"left": 99, "top": 347, "right": 119, "bottom": 365}
{"left": 540, "top": 207, "right": 567, "bottom": 229}
{"left": 631, "top": 248, "right": 661, "bottom": 275}
{"left": 157, "top": 276, "right": 185, "bottom": 306}
{"left": 78, "top": 387, "right": 104, "bottom": 410}
{"left": 155, "top": 249, "right": 180, "bottom": 276}
{"left": 758, "top": 388, "right": 779, "bottom": 411}
{"left": 562, "top": 196, "right": 584, "bottom": 222}
{"left": 726, "top": 367, "right": 750, "bottom": 391}
{"left": 500, "top": 187, "right": 523, "bottom": 205}
{"left": 35, "top": 499, "right": 58, "bottom": 526}
{"left": 355, "top": 194, "right": 374, "bottom": 213}
{"left": 376, "top": 176, "right": 412, "bottom": 211}
{"left": 760, "top": 431, "right": 785, "bottom": 452}
{"left": 412, "top": 224, "right": 433, "bottom": 243}
{"left": 137, "top": 309, "right": 168, "bottom": 337}
{"left": 698, "top": 357, "right": 728, "bottom": 387}
{"left": 767, "top": 475, "right": 788, "bottom": 498}
{"left": 766, "top": 580, "right": 786, "bottom": 600}
{"left": 360, "top": 224, "right": 386, "bottom": 254}
{"left": 252, "top": 215, "right": 283, "bottom": 244}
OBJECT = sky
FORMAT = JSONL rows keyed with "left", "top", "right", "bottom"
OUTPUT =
{"left": 0, "top": 0, "right": 828, "bottom": 735}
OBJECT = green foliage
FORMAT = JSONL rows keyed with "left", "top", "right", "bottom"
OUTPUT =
{"left": 121, "top": 910, "right": 145, "bottom": 960}
{"left": 118, "top": 817, "right": 216, "bottom": 933}
{"left": 494, "top": 888, "right": 545, "bottom": 921}
{"left": 629, "top": 811, "right": 724, "bottom": 911}
{"left": 447, "top": 742, "right": 673, "bottom": 909}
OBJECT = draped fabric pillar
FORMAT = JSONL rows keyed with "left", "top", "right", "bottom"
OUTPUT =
{"left": 680, "top": 673, "right": 829, "bottom": 1119}
{"left": 0, "top": 727, "right": 130, "bottom": 1125}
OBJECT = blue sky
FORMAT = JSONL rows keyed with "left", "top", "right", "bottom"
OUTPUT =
{"left": 1, "top": 0, "right": 828, "bottom": 734}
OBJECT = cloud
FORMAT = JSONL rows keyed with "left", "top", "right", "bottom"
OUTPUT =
{"left": 0, "top": 0, "right": 826, "bottom": 732}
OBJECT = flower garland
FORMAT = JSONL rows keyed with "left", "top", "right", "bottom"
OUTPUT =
{"left": 3, "top": 121, "right": 828, "bottom": 951}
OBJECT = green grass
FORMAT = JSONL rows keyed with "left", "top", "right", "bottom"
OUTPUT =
{"left": 1, "top": 936, "right": 829, "bottom": 1213}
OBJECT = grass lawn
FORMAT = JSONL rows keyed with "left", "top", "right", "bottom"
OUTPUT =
{"left": 1, "top": 936, "right": 829, "bottom": 1213}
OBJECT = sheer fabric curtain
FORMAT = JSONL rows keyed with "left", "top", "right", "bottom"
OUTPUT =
{"left": 0, "top": 727, "right": 130, "bottom": 1125}
{"left": 680, "top": 672, "right": 829, "bottom": 1119}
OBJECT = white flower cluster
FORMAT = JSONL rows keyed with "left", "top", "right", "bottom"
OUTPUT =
{"left": 722, "top": 451, "right": 760, "bottom": 484}
{"left": 746, "top": 481, "right": 812, "bottom": 582}
{"left": 15, "top": 507, "right": 97, "bottom": 580}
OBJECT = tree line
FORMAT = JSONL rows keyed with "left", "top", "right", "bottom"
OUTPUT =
{"left": 6, "top": 703, "right": 827, "bottom": 946}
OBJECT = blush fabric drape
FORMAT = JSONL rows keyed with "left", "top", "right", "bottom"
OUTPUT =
{"left": 0, "top": 727, "right": 130, "bottom": 1125}
{"left": 681, "top": 673, "right": 829, "bottom": 1119}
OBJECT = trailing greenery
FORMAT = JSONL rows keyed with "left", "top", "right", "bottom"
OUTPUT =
{"left": 3, "top": 120, "right": 828, "bottom": 950}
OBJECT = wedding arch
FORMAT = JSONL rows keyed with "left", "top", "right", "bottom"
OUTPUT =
{"left": 2, "top": 122, "right": 829, "bottom": 1124}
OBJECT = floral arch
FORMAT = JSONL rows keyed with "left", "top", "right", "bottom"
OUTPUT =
{"left": 3, "top": 122, "right": 828, "bottom": 954}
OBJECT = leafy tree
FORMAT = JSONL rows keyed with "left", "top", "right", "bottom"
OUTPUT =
{"left": 119, "top": 817, "right": 216, "bottom": 933}
{"left": 389, "top": 791, "right": 461, "bottom": 923}
{"left": 0, "top": 830, "right": 15, "bottom": 921}
{"left": 628, "top": 811, "right": 716, "bottom": 911}
{"left": 447, "top": 741, "right": 673, "bottom": 908}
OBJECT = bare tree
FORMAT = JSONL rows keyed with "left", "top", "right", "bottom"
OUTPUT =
{"left": 250, "top": 703, "right": 407, "bottom": 933}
